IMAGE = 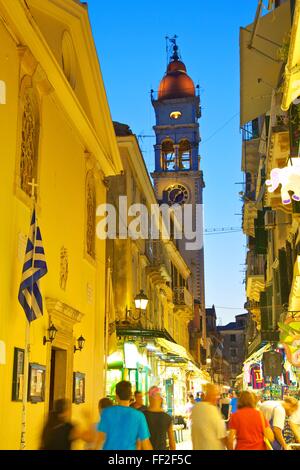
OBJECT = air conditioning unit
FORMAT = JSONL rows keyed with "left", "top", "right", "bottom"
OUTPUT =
{"left": 264, "top": 210, "right": 276, "bottom": 229}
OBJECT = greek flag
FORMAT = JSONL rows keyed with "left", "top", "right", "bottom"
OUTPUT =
{"left": 18, "top": 208, "right": 48, "bottom": 322}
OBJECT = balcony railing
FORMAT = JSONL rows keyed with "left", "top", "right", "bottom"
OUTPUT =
{"left": 146, "top": 240, "right": 168, "bottom": 265}
{"left": 145, "top": 240, "right": 171, "bottom": 279}
{"left": 173, "top": 287, "right": 193, "bottom": 308}
{"left": 242, "top": 119, "right": 259, "bottom": 141}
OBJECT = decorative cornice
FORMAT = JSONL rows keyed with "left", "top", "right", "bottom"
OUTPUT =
{"left": 0, "top": 0, "right": 122, "bottom": 176}
{"left": 46, "top": 297, "right": 84, "bottom": 325}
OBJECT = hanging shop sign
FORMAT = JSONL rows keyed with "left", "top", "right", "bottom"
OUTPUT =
{"left": 124, "top": 342, "right": 139, "bottom": 369}
{"left": 266, "top": 158, "right": 300, "bottom": 205}
{"left": 278, "top": 317, "right": 300, "bottom": 367}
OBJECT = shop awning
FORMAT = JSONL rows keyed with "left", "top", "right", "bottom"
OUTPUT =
{"left": 156, "top": 337, "right": 195, "bottom": 363}
{"left": 240, "top": 1, "right": 291, "bottom": 126}
{"left": 282, "top": 0, "right": 300, "bottom": 110}
{"left": 116, "top": 326, "right": 175, "bottom": 343}
{"left": 186, "top": 361, "right": 211, "bottom": 383}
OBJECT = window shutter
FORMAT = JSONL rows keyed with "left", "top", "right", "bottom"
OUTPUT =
{"left": 286, "top": 241, "right": 294, "bottom": 287}
{"left": 279, "top": 249, "right": 290, "bottom": 305}
{"left": 292, "top": 200, "right": 300, "bottom": 214}
{"left": 260, "top": 286, "right": 273, "bottom": 331}
{"left": 254, "top": 211, "right": 268, "bottom": 254}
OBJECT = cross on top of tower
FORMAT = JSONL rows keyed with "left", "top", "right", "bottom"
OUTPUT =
{"left": 169, "top": 35, "right": 180, "bottom": 62}
{"left": 158, "top": 36, "right": 195, "bottom": 101}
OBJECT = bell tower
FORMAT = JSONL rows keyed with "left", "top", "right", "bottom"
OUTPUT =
{"left": 151, "top": 38, "right": 206, "bottom": 355}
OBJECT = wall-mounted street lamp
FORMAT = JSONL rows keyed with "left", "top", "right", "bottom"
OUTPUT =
{"left": 43, "top": 324, "right": 58, "bottom": 345}
{"left": 125, "top": 290, "right": 149, "bottom": 322}
{"left": 74, "top": 335, "right": 85, "bottom": 353}
{"left": 134, "top": 290, "right": 149, "bottom": 310}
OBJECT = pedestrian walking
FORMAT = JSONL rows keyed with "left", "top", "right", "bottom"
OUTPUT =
{"left": 94, "top": 381, "right": 152, "bottom": 450}
{"left": 289, "top": 397, "right": 300, "bottom": 443}
{"left": 252, "top": 392, "right": 263, "bottom": 409}
{"left": 259, "top": 396, "right": 299, "bottom": 450}
{"left": 230, "top": 391, "right": 238, "bottom": 414}
{"left": 85, "top": 397, "right": 114, "bottom": 450}
{"left": 143, "top": 386, "right": 176, "bottom": 450}
{"left": 191, "top": 384, "right": 228, "bottom": 450}
{"left": 130, "top": 390, "right": 147, "bottom": 412}
{"left": 40, "top": 398, "right": 93, "bottom": 450}
{"left": 227, "top": 391, "right": 274, "bottom": 450}
{"left": 219, "top": 393, "right": 232, "bottom": 422}
{"left": 195, "top": 392, "right": 202, "bottom": 403}
{"left": 185, "top": 394, "right": 196, "bottom": 430}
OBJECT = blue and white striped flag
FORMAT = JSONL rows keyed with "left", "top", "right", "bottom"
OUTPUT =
{"left": 18, "top": 208, "right": 48, "bottom": 322}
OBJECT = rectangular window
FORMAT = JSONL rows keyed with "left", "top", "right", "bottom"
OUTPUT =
{"left": 230, "top": 334, "right": 236, "bottom": 342}
{"left": 231, "top": 349, "right": 237, "bottom": 357}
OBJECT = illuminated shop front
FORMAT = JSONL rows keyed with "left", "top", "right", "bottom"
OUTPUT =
{"left": 106, "top": 342, "right": 153, "bottom": 401}
{"left": 105, "top": 328, "right": 209, "bottom": 415}
{"left": 240, "top": 343, "right": 299, "bottom": 398}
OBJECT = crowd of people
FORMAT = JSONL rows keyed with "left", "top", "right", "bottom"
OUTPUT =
{"left": 40, "top": 381, "right": 175, "bottom": 451}
{"left": 39, "top": 380, "right": 300, "bottom": 451}
{"left": 190, "top": 384, "right": 300, "bottom": 450}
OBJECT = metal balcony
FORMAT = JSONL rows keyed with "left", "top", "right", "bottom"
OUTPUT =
{"left": 246, "top": 251, "right": 265, "bottom": 302}
{"left": 145, "top": 240, "right": 171, "bottom": 283}
{"left": 173, "top": 286, "right": 193, "bottom": 308}
{"left": 247, "top": 330, "right": 280, "bottom": 356}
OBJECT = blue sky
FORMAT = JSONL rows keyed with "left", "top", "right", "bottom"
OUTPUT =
{"left": 86, "top": 0, "right": 259, "bottom": 325}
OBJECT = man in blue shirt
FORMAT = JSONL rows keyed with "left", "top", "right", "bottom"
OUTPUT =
{"left": 95, "top": 381, "right": 152, "bottom": 450}
{"left": 195, "top": 392, "right": 204, "bottom": 403}
{"left": 230, "top": 391, "right": 238, "bottom": 414}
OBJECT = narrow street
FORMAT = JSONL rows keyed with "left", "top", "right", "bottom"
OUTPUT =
{"left": 1, "top": 0, "right": 300, "bottom": 456}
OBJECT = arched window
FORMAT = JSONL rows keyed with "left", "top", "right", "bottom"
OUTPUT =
{"left": 178, "top": 139, "right": 192, "bottom": 170}
{"left": 161, "top": 139, "right": 175, "bottom": 171}
{"left": 20, "top": 89, "right": 39, "bottom": 197}
{"left": 86, "top": 171, "right": 96, "bottom": 259}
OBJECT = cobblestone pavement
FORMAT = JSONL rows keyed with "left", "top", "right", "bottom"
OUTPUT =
{"left": 175, "top": 429, "right": 192, "bottom": 450}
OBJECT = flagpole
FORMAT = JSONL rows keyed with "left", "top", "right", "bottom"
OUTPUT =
{"left": 20, "top": 320, "right": 30, "bottom": 450}
{"left": 104, "top": 258, "right": 110, "bottom": 395}
{"left": 19, "top": 178, "right": 38, "bottom": 450}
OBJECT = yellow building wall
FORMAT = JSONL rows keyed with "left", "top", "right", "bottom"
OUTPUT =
{"left": 28, "top": 5, "right": 94, "bottom": 127}
{"left": 0, "top": 18, "right": 109, "bottom": 449}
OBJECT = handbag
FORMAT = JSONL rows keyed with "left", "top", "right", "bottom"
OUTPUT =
{"left": 259, "top": 411, "right": 273, "bottom": 450}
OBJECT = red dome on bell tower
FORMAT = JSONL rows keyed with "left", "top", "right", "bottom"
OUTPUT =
{"left": 158, "top": 42, "right": 195, "bottom": 101}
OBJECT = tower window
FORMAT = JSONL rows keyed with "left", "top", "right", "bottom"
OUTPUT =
{"left": 170, "top": 111, "right": 182, "bottom": 120}
{"left": 161, "top": 139, "right": 175, "bottom": 171}
{"left": 178, "top": 139, "right": 191, "bottom": 170}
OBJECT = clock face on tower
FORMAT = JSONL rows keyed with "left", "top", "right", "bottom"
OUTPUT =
{"left": 165, "top": 184, "right": 189, "bottom": 205}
